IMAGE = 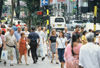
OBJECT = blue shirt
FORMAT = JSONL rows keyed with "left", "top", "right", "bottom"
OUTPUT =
{"left": 28, "top": 32, "right": 39, "bottom": 41}
{"left": 14, "top": 31, "right": 21, "bottom": 42}
{"left": 12, "top": 26, "right": 18, "bottom": 31}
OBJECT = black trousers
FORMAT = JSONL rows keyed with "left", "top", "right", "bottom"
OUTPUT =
{"left": 30, "top": 41, "right": 38, "bottom": 62}
{"left": 0, "top": 47, "right": 2, "bottom": 60}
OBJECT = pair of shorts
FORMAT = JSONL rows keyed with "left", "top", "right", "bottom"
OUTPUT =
{"left": 51, "top": 43, "right": 56, "bottom": 54}
{"left": 7, "top": 46, "right": 15, "bottom": 59}
{"left": 58, "top": 48, "right": 65, "bottom": 62}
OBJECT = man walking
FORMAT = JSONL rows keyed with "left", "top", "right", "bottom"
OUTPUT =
{"left": 36, "top": 26, "right": 45, "bottom": 61}
{"left": 5, "top": 29, "right": 18, "bottom": 66}
{"left": 79, "top": 33, "right": 100, "bottom": 68}
{"left": 14, "top": 26, "right": 22, "bottom": 64}
{"left": 64, "top": 27, "right": 71, "bottom": 43}
{"left": 28, "top": 27, "right": 40, "bottom": 64}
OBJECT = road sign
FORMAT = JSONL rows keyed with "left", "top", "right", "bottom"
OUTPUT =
{"left": 41, "top": 0, "right": 48, "bottom": 6}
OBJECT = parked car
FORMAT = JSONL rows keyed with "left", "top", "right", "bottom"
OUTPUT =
{"left": 66, "top": 20, "right": 86, "bottom": 31}
{"left": 50, "top": 16, "right": 66, "bottom": 30}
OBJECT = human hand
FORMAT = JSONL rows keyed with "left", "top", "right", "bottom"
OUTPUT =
{"left": 0, "top": 45, "right": 2, "bottom": 48}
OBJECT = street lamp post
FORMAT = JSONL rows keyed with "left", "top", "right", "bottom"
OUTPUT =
{"left": 76, "top": 0, "right": 79, "bottom": 20}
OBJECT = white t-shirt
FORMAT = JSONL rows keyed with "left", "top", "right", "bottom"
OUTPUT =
{"left": 22, "top": 31, "right": 29, "bottom": 37}
{"left": 42, "top": 31, "right": 47, "bottom": 41}
{"left": 56, "top": 37, "right": 67, "bottom": 49}
{"left": 0, "top": 36, "right": 2, "bottom": 45}
{"left": 79, "top": 43, "right": 100, "bottom": 68}
{"left": 36, "top": 30, "right": 45, "bottom": 45}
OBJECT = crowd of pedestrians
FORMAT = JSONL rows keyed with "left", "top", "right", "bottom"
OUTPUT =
{"left": 0, "top": 22, "right": 100, "bottom": 68}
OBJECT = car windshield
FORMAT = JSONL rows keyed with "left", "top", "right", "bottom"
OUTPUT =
{"left": 55, "top": 18, "right": 64, "bottom": 22}
{"left": 74, "top": 21, "right": 83, "bottom": 23}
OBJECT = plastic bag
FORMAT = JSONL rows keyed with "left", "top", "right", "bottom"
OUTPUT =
{"left": 26, "top": 42, "right": 30, "bottom": 49}
{"left": 1, "top": 50, "right": 8, "bottom": 60}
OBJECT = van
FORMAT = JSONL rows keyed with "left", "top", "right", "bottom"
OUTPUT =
{"left": 50, "top": 16, "right": 66, "bottom": 30}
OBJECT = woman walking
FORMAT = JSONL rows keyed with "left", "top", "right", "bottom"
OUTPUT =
{"left": 56, "top": 31, "right": 68, "bottom": 68}
{"left": 81, "top": 31, "right": 87, "bottom": 45}
{"left": 49, "top": 29, "right": 59, "bottom": 64}
{"left": 19, "top": 33, "right": 28, "bottom": 65}
{"left": 64, "top": 34, "right": 82, "bottom": 68}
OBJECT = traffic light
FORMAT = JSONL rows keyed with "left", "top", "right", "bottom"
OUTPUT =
{"left": 37, "top": 11, "right": 43, "bottom": 15}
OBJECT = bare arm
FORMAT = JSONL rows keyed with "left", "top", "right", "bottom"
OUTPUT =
{"left": 65, "top": 41, "right": 68, "bottom": 46}
{"left": 56, "top": 41, "right": 58, "bottom": 49}
{"left": 49, "top": 40, "right": 51, "bottom": 50}
{"left": 2, "top": 39, "right": 6, "bottom": 49}
{"left": 99, "top": 36, "right": 100, "bottom": 45}
{"left": 37, "top": 38, "right": 40, "bottom": 45}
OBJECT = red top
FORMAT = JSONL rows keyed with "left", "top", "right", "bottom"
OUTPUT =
{"left": 16, "top": 24, "right": 21, "bottom": 27}
{"left": 19, "top": 38, "right": 27, "bottom": 55}
{"left": 1, "top": 28, "right": 6, "bottom": 33}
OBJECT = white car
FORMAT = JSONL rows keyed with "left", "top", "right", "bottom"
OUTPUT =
{"left": 66, "top": 20, "right": 86, "bottom": 31}
{"left": 50, "top": 16, "right": 66, "bottom": 30}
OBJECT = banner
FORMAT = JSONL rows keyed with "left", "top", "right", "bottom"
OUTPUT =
{"left": 57, "top": 0, "right": 65, "bottom": 2}
{"left": 50, "top": 0, "right": 56, "bottom": 4}
{"left": 50, "top": 0, "right": 53, "bottom": 3}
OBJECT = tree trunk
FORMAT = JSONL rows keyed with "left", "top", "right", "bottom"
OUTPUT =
{"left": 11, "top": 0, "right": 15, "bottom": 26}
{"left": 16, "top": 0, "right": 20, "bottom": 19}
{"left": 0, "top": 0, "right": 3, "bottom": 19}
{"left": 28, "top": 12, "right": 31, "bottom": 31}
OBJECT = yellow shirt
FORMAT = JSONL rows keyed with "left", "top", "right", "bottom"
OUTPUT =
{"left": 81, "top": 35, "right": 87, "bottom": 45}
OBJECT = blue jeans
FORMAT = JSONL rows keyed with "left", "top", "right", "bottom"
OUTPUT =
{"left": 58, "top": 48, "right": 65, "bottom": 62}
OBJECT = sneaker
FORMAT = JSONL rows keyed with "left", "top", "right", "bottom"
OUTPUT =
{"left": 10, "top": 64, "right": 14, "bottom": 66}
{"left": 0, "top": 60, "right": 2, "bottom": 63}
{"left": 33, "top": 61, "right": 36, "bottom": 64}
{"left": 56, "top": 62, "right": 59, "bottom": 64}
{"left": 42, "top": 57, "right": 45, "bottom": 61}
{"left": 51, "top": 60, "right": 53, "bottom": 63}
{"left": 17, "top": 61, "right": 19, "bottom": 64}
{"left": 4, "top": 61, "right": 6, "bottom": 66}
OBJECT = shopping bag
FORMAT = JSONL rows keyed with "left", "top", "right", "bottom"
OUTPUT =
{"left": 1, "top": 50, "right": 8, "bottom": 60}
{"left": 26, "top": 42, "right": 30, "bottom": 49}
{"left": 48, "top": 50, "right": 52, "bottom": 59}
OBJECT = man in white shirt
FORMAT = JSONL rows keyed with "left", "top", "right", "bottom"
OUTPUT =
{"left": 79, "top": 33, "right": 100, "bottom": 68}
{"left": 36, "top": 26, "right": 45, "bottom": 61}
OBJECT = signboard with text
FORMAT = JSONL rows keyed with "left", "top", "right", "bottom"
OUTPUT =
{"left": 41, "top": 0, "right": 48, "bottom": 7}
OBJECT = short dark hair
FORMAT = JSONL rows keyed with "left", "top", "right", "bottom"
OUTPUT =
{"left": 18, "top": 21, "right": 20, "bottom": 24}
{"left": 75, "top": 25, "right": 79, "bottom": 29}
{"left": 21, "top": 33, "right": 25, "bottom": 37}
{"left": 83, "top": 31, "right": 87, "bottom": 35}
{"left": 89, "top": 29, "right": 92, "bottom": 32}
{"left": 2, "top": 31, "right": 5, "bottom": 35}
{"left": 31, "top": 27, "right": 35, "bottom": 31}
{"left": 81, "top": 27, "right": 84, "bottom": 29}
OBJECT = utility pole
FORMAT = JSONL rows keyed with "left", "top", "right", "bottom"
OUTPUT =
{"left": 76, "top": 0, "right": 79, "bottom": 20}
{"left": 46, "top": 7, "right": 50, "bottom": 40}
{"left": 94, "top": 0, "right": 97, "bottom": 39}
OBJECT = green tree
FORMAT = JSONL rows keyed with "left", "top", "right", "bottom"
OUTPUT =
{"left": 11, "top": 0, "right": 15, "bottom": 26}
{"left": 16, "top": 0, "right": 20, "bottom": 19}
{"left": 23, "top": 0, "right": 40, "bottom": 30}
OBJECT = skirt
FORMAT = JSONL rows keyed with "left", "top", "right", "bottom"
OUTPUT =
{"left": 51, "top": 43, "right": 56, "bottom": 54}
